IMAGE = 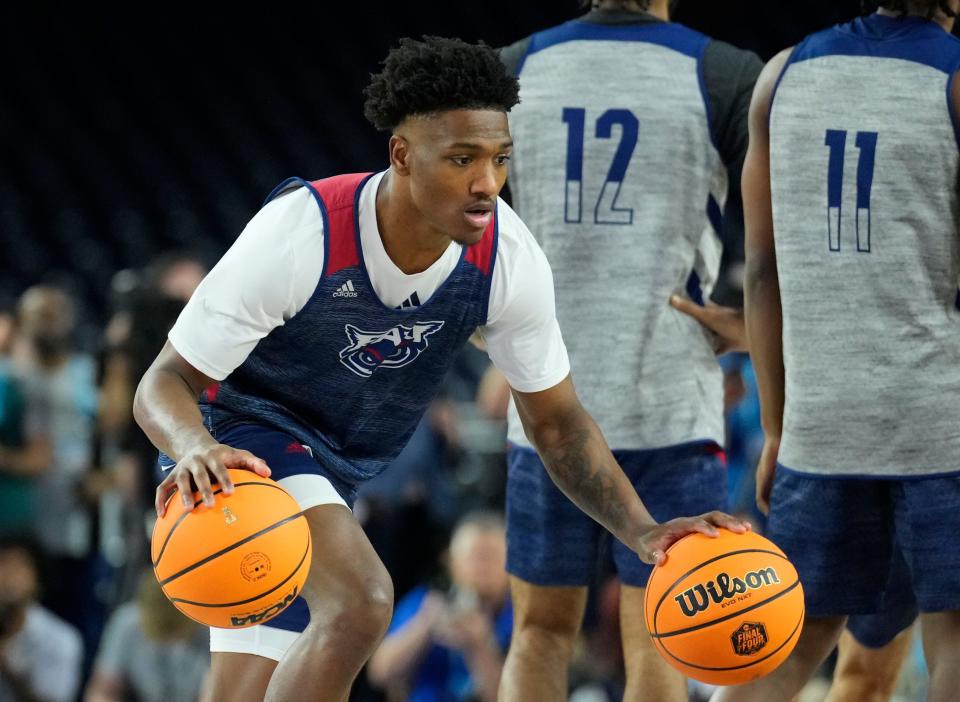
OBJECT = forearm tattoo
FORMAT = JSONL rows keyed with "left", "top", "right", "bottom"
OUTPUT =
{"left": 539, "top": 424, "right": 630, "bottom": 539}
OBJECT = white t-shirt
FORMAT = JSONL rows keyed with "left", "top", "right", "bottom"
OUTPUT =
{"left": 1, "top": 605, "right": 83, "bottom": 702}
{"left": 169, "top": 171, "right": 570, "bottom": 394}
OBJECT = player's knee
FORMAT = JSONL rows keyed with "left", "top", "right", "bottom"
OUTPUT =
{"left": 333, "top": 575, "right": 394, "bottom": 643}
{"left": 512, "top": 608, "right": 581, "bottom": 657}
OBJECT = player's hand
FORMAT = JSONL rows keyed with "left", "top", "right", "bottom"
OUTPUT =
{"left": 755, "top": 435, "right": 780, "bottom": 516}
{"left": 636, "top": 511, "right": 752, "bottom": 565}
{"left": 670, "top": 295, "right": 746, "bottom": 355}
{"left": 155, "top": 443, "right": 271, "bottom": 517}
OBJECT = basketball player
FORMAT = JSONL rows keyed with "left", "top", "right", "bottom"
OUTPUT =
{"left": 496, "top": 1, "right": 762, "bottom": 700}
{"left": 714, "top": 1, "right": 960, "bottom": 700}
{"left": 673, "top": 298, "right": 919, "bottom": 702}
{"left": 133, "top": 37, "right": 748, "bottom": 702}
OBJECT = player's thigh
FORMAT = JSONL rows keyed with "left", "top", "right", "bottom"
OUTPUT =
{"left": 619, "top": 584, "right": 656, "bottom": 649}
{"left": 505, "top": 445, "right": 603, "bottom": 588}
{"left": 208, "top": 652, "right": 278, "bottom": 702}
{"left": 299, "top": 502, "right": 393, "bottom": 622}
{"left": 611, "top": 444, "right": 727, "bottom": 588}
{"left": 509, "top": 575, "right": 588, "bottom": 641}
{"left": 766, "top": 469, "right": 894, "bottom": 617}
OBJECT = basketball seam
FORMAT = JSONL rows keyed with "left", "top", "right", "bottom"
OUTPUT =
{"left": 658, "top": 610, "right": 804, "bottom": 672}
{"left": 652, "top": 548, "right": 790, "bottom": 635}
{"left": 651, "top": 578, "right": 802, "bottom": 639}
{"left": 152, "top": 481, "right": 294, "bottom": 569}
{"left": 158, "top": 512, "right": 305, "bottom": 587}
{"left": 169, "top": 530, "right": 311, "bottom": 608}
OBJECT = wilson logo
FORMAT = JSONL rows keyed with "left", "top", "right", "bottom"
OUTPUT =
{"left": 674, "top": 568, "right": 781, "bottom": 618}
{"left": 229, "top": 586, "right": 298, "bottom": 626}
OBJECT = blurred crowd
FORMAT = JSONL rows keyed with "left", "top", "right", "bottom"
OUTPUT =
{"left": 0, "top": 256, "right": 927, "bottom": 702}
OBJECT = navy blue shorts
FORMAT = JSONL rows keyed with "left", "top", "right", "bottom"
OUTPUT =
{"left": 767, "top": 466, "right": 960, "bottom": 617}
{"left": 505, "top": 442, "right": 727, "bottom": 588}
{"left": 846, "top": 548, "right": 918, "bottom": 648}
{"left": 158, "top": 422, "right": 356, "bottom": 637}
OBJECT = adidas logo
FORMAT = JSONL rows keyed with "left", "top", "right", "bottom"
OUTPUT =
{"left": 333, "top": 280, "right": 358, "bottom": 298}
{"left": 395, "top": 291, "right": 421, "bottom": 310}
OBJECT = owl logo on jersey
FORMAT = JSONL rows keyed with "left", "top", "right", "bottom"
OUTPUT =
{"left": 339, "top": 321, "right": 445, "bottom": 378}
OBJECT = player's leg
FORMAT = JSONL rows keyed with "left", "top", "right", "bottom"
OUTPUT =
{"left": 498, "top": 446, "right": 599, "bottom": 702}
{"left": 712, "top": 471, "right": 893, "bottom": 701}
{"left": 207, "top": 653, "right": 278, "bottom": 702}
{"left": 263, "top": 502, "right": 393, "bottom": 702}
{"left": 500, "top": 578, "right": 588, "bottom": 702}
{"left": 825, "top": 627, "right": 914, "bottom": 702}
{"left": 191, "top": 424, "right": 391, "bottom": 702}
{"left": 620, "top": 585, "right": 686, "bottom": 702}
{"left": 894, "top": 476, "right": 960, "bottom": 702}
{"left": 613, "top": 444, "right": 729, "bottom": 702}
{"left": 827, "top": 556, "right": 918, "bottom": 702}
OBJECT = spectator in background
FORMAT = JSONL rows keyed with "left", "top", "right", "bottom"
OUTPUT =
{"left": 84, "top": 570, "right": 209, "bottom": 702}
{"left": 0, "top": 534, "right": 83, "bottom": 702}
{"left": 368, "top": 513, "right": 512, "bottom": 702}
{"left": 0, "top": 297, "right": 35, "bottom": 536}
{"left": 97, "top": 255, "right": 207, "bottom": 605}
{"left": 9, "top": 286, "right": 101, "bottom": 655}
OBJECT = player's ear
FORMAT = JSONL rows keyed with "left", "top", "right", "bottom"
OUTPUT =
{"left": 389, "top": 135, "right": 412, "bottom": 176}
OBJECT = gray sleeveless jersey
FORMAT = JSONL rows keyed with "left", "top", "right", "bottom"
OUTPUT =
{"left": 770, "top": 15, "right": 960, "bottom": 477}
{"left": 502, "top": 12, "right": 759, "bottom": 450}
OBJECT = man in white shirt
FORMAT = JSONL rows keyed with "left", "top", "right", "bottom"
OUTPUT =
{"left": 134, "top": 36, "right": 747, "bottom": 702}
{"left": 0, "top": 535, "right": 83, "bottom": 702}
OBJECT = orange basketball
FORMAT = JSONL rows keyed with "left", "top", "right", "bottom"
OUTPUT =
{"left": 643, "top": 528, "right": 804, "bottom": 686}
{"left": 151, "top": 468, "right": 312, "bottom": 629}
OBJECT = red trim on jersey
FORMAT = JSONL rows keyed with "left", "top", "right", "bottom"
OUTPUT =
{"left": 464, "top": 210, "right": 497, "bottom": 276}
{"left": 310, "top": 173, "right": 371, "bottom": 276}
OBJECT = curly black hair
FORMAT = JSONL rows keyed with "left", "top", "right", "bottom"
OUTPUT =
{"left": 865, "top": 0, "right": 957, "bottom": 17}
{"left": 363, "top": 36, "right": 520, "bottom": 132}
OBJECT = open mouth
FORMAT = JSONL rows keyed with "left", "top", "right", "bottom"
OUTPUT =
{"left": 464, "top": 202, "right": 493, "bottom": 229}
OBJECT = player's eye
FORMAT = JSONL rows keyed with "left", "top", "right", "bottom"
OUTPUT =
{"left": 450, "top": 156, "right": 472, "bottom": 166}
{"left": 495, "top": 154, "right": 512, "bottom": 166}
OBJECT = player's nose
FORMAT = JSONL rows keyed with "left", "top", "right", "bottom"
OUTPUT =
{"left": 469, "top": 163, "right": 498, "bottom": 198}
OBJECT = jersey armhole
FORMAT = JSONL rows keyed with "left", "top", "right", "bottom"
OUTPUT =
{"left": 767, "top": 45, "right": 799, "bottom": 131}
{"left": 947, "top": 61, "right": 960, "bottom": 152}
{"left": 696, "top": 37, "right": 720, "bottom": 154}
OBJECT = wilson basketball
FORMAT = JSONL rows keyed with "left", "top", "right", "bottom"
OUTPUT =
{"left": 644, "top": 529, "right": 804, "bottom": 686}
{"left": 151, "top": 468, "right": 312, "bottom": 628}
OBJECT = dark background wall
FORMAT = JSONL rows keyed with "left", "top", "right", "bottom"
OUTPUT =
{"left": 0, "top": 1, "right": 864, "bottom": 319}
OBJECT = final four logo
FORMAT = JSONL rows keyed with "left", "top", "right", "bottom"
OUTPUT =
{"left": 339, "top": 321, "right": 444, "bottom": 378}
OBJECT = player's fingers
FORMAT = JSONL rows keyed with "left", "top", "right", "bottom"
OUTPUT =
{"left": 755, "top": 482, "right": 771, "bottom": 516}
{"left": 229, "top": 449, "right": 271, "bottom": 479}
{"left": 191, "top": 464, "right": 217, "bottom": 507}
{"left": 155, "top": 475, "right": 177, "bottom": 517}
{"left": 704, "top": 511, "right": 750, "bottom": 533}
{"left": 669, "top": 295, "right": 708, "bottom": 322}
{"left": 690, "top": 517, "right": 720, "bottom": 538}
{"left": 205, "top": 456, "right": 235, "bottom": 495}
{"left": 174, "top": 469, "right": 195, "bottom": 511}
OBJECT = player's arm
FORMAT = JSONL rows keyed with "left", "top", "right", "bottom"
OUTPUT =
{"left": 513, "top": 378, "right": 747, "bottom": 564}
{"left": 743, "top": 49, "right": 792, "bottom": 514}
{"left": 484, "top": 208, "right": 749, "bottom": 564}
{"left": 134, "top": 343, "right": 269, "bottom": 516}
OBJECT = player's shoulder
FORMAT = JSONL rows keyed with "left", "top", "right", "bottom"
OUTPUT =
{"left": 494, "top": 198, "right": 542, "bottom": 262}
{"left": 256, "top": 184, "right": 324, "bottom": 234}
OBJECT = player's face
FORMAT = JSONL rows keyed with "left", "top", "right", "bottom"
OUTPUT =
{"left": 400, "top": 109, "right": 512, "bottom": 245}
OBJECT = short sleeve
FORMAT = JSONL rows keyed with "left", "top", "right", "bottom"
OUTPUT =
{"left": 480, "top": 204, "right": 570, "bottom": 393}
{"left": 168, "top": 187, "right": 325, "bottom": 380}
